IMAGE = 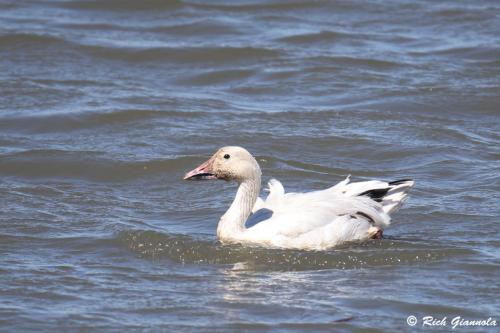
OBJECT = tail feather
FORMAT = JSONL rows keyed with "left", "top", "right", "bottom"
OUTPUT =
{"left": 358, "top": 188, "right": 390, "bottom": 202}
{"left": 380, "top": 179, "right": 414, "bottom": 214}
{"left": 331, "top": 177, "right": 414, "bottom": 215}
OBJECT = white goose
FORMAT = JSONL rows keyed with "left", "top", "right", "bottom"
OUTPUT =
{"left": 184, "top": 146, "right": 414, "bottom": 250}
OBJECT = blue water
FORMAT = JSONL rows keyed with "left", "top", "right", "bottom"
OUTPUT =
{"left": 0, "top": 0, "right": 499, "bottom": 332}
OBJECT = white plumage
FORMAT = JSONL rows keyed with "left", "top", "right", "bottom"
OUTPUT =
{"left": 184, "top": 146, "right": 414, "bottom": 250}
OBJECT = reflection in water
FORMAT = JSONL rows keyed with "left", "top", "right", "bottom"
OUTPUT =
{"left": 215, "top": 263, "right": 359, "bottom": 327}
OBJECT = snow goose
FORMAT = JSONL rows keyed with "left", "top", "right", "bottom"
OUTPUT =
{"left": 184, "top": 146, "right": 414, "bottom": 250}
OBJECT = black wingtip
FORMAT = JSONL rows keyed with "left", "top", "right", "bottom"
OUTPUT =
{"left": 389, "top": 179, "right": 413, "bottom": 186}
{"left": 358, "top": 188, "right": 390, "bottom": 202}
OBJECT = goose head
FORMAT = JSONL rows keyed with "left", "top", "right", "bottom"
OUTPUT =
{"left": 183, "top": 146, "right": 261, "bottom": 183}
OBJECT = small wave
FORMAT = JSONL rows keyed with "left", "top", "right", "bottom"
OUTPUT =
{"left": 438, "top": 125, "right": 500, "bottom": 146}
{"left": 0, "top": 33, "right": 281, "bottom": 65}
{"left": 57, "top": 22, "right": 128, "bottom": 31}
{"left": 0, "top": 33, "right": 67, "bottom": 48}
{"left": 189, "top": 1, "right": 320, "bottom": 12}
{"left": 59, "top": 19, "right": 242, "bottom": 36}
{"left": 0, "top": 78, "right": 85, "bottom": 115}
{"left": 180, "top": 69, "right": 257, "bottom": 86}
{"left": 85, "top": 45, "right": 282, "bottom": 64}
{"left": 0, "top": 109, "right": 204, "bottom": 133}
{"left": 149, "top": 20, "right": 242, "bottom": 36}
{"left": 0, "top": 149, "right": 200, "bottom": 182}
{"left": 118, "top": 230, "right": 474, "bottom": 271}
{"left": 0, "top": 108, "right": 368, "bottom": 135}
{"left": 31, "top": 78, "right": 109, "bottom": 88}
{"left": 433, "top": 7, "right": 494, "bottom": 21}
{"left": 59, "top": 0, "right": 182, "bottom": 11}
{"left": 277, "top": 30, "right": 354, "bottom": 44}
{"left": 409, "top": 46, "right": 500, "bottom": 61}
{"left": 306, "top": 55, "right": 404, "bottom": 69}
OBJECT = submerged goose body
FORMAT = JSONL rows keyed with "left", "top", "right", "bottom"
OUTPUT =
{"left": 184, "top": 146, "right": 414, "bottom": 251}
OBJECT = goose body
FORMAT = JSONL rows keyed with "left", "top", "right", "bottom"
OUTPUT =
{"left": 184, "top": 146, "right": 414, "bottom": 251}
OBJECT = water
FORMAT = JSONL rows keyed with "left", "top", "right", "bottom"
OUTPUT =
{"left": 1, "top": 0, "right": 499, "bottom": 331}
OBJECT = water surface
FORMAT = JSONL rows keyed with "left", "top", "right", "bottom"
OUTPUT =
{"left": 1, "top": 0, "right": 499, "bottom": 332}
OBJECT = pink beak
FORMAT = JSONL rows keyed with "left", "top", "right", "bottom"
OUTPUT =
{"left": 183, "top": 156, "right": 218, "bottom": 180}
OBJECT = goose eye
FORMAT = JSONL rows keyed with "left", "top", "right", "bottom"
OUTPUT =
{"left": 224, "top": 154, "right": 230, "bottom": 159}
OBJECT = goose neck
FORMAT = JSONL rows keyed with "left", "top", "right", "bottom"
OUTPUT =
{"left": 217, "top": 175, "right": 261, "bottom": 240}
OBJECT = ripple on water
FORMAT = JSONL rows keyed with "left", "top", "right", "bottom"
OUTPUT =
{"left": 1, "top": 0, "right": 499, "bottom": 331}
{"left": 117, "top": 230, "right": 476, "bottom": 271}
